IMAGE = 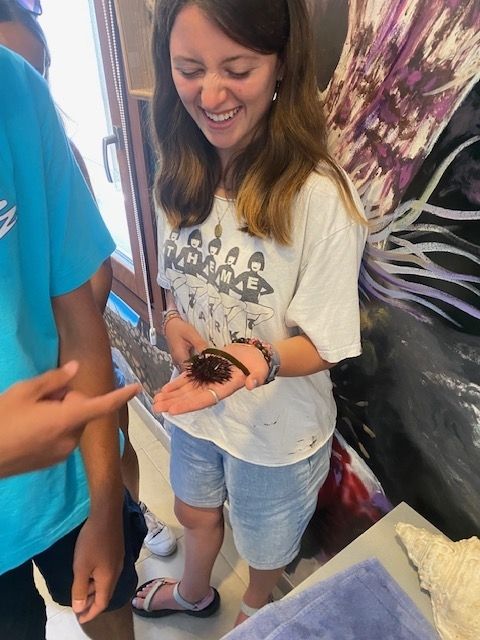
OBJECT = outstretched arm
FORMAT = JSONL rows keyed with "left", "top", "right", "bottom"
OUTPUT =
{"left": 0, "top": 362, "right": 139, "bottom": 478}
{"left": 153, "top": 334, "right": 334, "bottom": 415}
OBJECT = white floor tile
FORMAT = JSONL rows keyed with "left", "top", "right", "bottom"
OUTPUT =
{"left": 136, "top": 447, "right": 180, "bottom": 534}
{"left": 128, "top": 403, "right": 158, "bottom": 450}
{"left": 144, "top": 439, "right": 171, "bottom": 484}
{"left": 46, "top": 609, "right": 89, "bottom": 639}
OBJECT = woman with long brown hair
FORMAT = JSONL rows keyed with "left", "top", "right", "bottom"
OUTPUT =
{"left": 133, "top": 0, "right": 367, "bottom": 628}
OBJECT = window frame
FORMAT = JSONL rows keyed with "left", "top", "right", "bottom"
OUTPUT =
{"left": 91, "top": 0, "right": 164, "bottom": 328}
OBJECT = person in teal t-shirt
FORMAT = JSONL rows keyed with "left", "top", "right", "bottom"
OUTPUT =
{"left": 0, "top": 0, "right": 177, "bottom": 560}
{"left": 0, "top": 46, "right": 144, "bottom": 640}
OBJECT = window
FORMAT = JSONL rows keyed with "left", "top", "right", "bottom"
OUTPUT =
{"left": 41, "top": 0, "right": 163, "bottom": 329}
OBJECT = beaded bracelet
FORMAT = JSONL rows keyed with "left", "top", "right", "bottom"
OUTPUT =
{"left": 232, "top": 337, "right": 280, "bottom": 384}
{"left": 232, "top": 337, "right": 273, "bottom": 366}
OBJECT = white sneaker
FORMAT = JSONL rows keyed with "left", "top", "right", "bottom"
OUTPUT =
{"left": 139, "top": 501, "right": 177, "bottom": 557}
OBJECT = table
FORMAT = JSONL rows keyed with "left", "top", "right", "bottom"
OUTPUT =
{"left": 289, "top": 502, "right": 442, "bottom": 625}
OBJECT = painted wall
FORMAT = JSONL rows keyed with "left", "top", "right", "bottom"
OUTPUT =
{"left": 297, "top": 0, "right": 480, "bottom": 571}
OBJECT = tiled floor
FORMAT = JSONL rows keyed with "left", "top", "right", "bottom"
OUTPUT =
{"left": 36, "top": 402, "right": 250, "bottom": 639}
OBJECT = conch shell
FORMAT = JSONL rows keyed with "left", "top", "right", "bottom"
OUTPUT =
{"left": 395, "top": 522, "right": 480, "bottom": 640}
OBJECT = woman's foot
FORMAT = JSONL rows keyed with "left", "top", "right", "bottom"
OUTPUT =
{"left": 132, "top": 578, "right": 179, "bottom": 614}
{"left": 234, "top": 595, "right": 274, "bottom": 627}
{"left": 132, "top": 578, "right": 220, "bottom": 618}
{"left": 234, "top": 609, "right": 250, "bottom": 626}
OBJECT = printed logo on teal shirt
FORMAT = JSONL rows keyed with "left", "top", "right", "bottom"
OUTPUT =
{"left": 0, "top": 199, "right": 17, "bottom": 239}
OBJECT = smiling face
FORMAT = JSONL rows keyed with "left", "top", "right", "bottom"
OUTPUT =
{"left": 169, "top": 4, "right": 280, "bottom": 171}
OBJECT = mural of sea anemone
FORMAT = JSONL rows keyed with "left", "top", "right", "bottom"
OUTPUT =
{"left": 294, "top": 0, "right": 480, "bottom": 576}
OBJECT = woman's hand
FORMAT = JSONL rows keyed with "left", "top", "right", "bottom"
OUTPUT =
{"left": 165, "top": 317, "right": 208, "bottom": 370}
{"left": 153, "top": 343, "right": 269, "bottom": 415}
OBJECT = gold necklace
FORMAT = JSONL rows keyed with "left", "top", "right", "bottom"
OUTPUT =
{"left": 214, "top": 201, "right": 233, "bottom": 239}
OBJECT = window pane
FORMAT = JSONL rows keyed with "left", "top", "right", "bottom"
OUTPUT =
{"left": 41, "top": 0, "right": 133, "bottom": 260}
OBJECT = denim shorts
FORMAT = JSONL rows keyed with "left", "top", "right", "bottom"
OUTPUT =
{"left": 0, "top": 490, "right": 147, "bottom": 640}
{"left": 170, "top": 426, "right": 332, "bottom": 570}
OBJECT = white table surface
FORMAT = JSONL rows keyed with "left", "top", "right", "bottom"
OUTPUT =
{"left": 289, "top": 502, "right": 443, "bottom": 625}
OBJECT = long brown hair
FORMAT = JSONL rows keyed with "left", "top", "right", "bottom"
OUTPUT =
{"left": 151, "top": 0, "right": 364, "bottom": 245}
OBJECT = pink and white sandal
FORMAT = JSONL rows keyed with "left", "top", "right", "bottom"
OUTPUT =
{"left": 132, "top": 577, "right": 220, "bottom": 618}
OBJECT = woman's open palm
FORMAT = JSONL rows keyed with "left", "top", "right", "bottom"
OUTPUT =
{"left": 153, "top": 343, "right": 268, "bottom": 415}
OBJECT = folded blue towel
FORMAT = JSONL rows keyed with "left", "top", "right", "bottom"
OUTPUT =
{"left": 222, "top": 558, "right": 438, "bottom": 639}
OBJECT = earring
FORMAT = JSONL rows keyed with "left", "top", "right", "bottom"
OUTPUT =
{"left": 272, "top": 80, "right": 281, "bottom": 102}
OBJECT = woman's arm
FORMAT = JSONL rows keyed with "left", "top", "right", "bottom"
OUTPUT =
{"left": 275, "top": 334, "right": 335, "bottom": 376}
{"left": 163, "top": 289, "right": 208, "bottom": 367}
{"left": 153, "top": 334, "right": 335, "bottom": 415}
{"left": 165, "top": 288, "right": 178, "bottom": 312}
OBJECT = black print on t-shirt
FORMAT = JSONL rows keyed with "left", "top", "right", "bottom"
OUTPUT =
{"left": 164, "top": 228, "right": 179, "bottom": 269}
{"left": 164, "top": 229, "right": 274, "bottom": 345}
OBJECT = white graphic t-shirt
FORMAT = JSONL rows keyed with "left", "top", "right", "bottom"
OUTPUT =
{"left": 157, "top": 171, "right": 367, "bottom": 466}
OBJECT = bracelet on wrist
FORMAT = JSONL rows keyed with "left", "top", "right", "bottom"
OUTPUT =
{"left": 162, "top": 309, "right": 182, "bottom": 334}
{"left": 232, "top": 337, "right": 272, "bottom": 364}
{"left": 232, "top": 337, "right": 280, "bottom": 384}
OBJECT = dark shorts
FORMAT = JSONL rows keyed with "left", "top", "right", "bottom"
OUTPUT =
{"left": 0, "top": 490, "right": 147, "bottom": 640}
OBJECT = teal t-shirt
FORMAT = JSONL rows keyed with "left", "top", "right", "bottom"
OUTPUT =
{"left": 0, "top": 47, "right": 115, "bottom": 574}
